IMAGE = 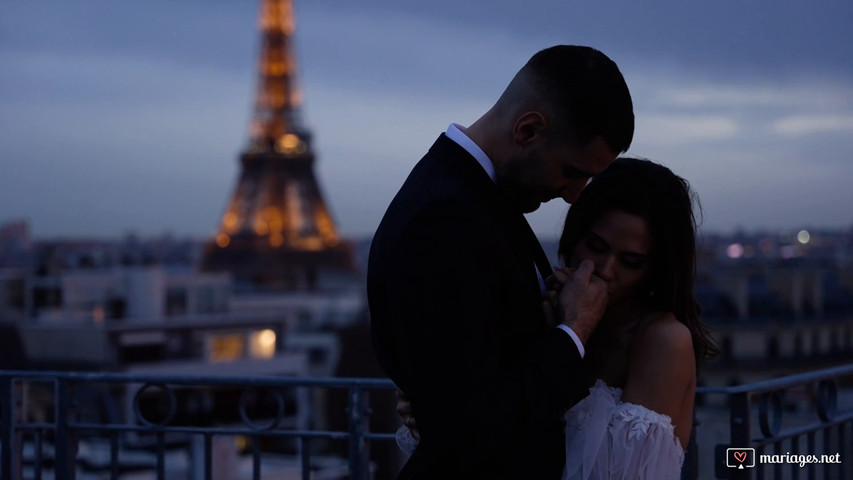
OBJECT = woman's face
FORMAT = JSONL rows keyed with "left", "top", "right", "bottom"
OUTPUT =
{"left": 568, "top": 209, "right": 654, "bottom": 306}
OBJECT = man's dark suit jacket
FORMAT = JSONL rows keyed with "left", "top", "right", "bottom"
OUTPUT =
{"left": 368, "top": 134, "right": 587, "bottom": 480}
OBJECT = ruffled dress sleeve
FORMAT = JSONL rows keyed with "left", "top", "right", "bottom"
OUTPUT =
{"left": 563, "top": 380, "right": 685, "bottom": 480}
{"left": 396, "top": 424, "right": 419, "bottom": 456}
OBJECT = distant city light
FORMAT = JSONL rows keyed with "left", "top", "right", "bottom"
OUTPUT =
{"left": 250, "top": 329, "right": 277, "bottom": 359}
{"left": 797, "top": 230, "right": 811, "bottom": 244}
{"left": 277, "top": 133, "right": 301, "bottom": 152}
{"left": 253, "top": 217, "right": 270, "bottom": 235}
{"left": 759, "top": 238, "right": 774, "bottom": 256}
{"left": 223, "top": 212, "right": 238, "bottom": 232}
{"left": 259, "top": 329, "right": 276, "bottom": 348}
{"left": 92, "top": 306, "right": 105, "bottom": 325}
{"left": 727, "top": 243, "right": 744, "bottom": 258}
{"left": 269, "top": 233, "right": 284, "bottom": 247}
{"left": 780, "top": 245, "right": 796, "bottom": 259}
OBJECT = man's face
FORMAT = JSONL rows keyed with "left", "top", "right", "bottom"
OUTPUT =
{"left": 497, "top": 136, "right": 617, "bottom": 213}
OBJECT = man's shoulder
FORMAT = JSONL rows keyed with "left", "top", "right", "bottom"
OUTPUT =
{"left": 405, "top": 143, "right": 484, "bottom": 197}
{"left": 379, "top": 153, "right": 495, "bottom": 232}
{"left": 375, "top": 193, "right": 496, "bottom": 254}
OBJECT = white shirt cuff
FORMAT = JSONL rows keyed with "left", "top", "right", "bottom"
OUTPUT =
{"left": 556, "top": 325, "right": 585, "bottom": 358}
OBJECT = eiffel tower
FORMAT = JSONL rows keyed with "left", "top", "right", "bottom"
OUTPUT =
{"left": 200, "top": 0, "right": 353, "bottom": 290}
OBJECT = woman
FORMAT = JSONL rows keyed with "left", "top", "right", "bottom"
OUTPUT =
{"left": 553, "top": 156, "right": 717, "bottom": 479}
{"left": 397, "top": 157, "right": 718, "bottom": 479}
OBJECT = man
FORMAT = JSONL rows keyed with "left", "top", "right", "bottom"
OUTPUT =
{"left": 368, "top": 45, "right": 634, "bottom": 479}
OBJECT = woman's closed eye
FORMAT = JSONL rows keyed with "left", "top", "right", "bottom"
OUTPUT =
{"left": 584, "top": 232, "right": 650, "bottom": 270}
{"left": 584, "top": 234, "right": 608, "bottom": 253}
{"left": 620, "top": 254, "right": 648, "bottom": 270}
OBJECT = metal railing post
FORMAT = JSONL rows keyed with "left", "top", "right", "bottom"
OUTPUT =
{"left": 729, "top": 391, "right": 753, "bottom": 480}
{"left": 1, "top": 376, "right": 15, "bottom": 480}
{"left": 681, "top": 413, "right": 700, "bottom": 480}
{"left": 348, "top": 385, "right": 370, "bottom": 480}
{"left": 55, "top": 379, "right": 77, "bottom": 480}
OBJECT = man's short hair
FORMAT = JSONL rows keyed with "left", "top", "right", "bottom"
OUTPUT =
{"left": 524, "top": 45, "right": 634, "bottom": 153}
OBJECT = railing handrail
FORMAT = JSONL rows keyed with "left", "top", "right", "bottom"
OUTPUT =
{"left": 4, "top": 363, "right": 849, "bottom": 394}
{"left": 696, "top": 363, "right": 853, "bottom": 396}
{"left": 0, "top": 370, "right": 397, "bottom": 389}
{"left": 5, "top": 363, "right": 853, "bottom": 392}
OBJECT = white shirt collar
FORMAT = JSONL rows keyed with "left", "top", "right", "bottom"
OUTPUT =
{"left": 444, "top": 123, "right": 496, "bottom": 184}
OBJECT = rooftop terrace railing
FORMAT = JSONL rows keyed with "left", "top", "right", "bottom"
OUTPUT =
{"left": 1, "top": 365, "right": 850, "bottom": 480}
{"left": 692, "top": 364, "right": 852, "bottom": 479}
{"left": 0, "top": 371, "right": 397, "bottom": 480}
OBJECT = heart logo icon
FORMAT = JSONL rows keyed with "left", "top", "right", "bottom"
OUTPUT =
{"left": 734, "top": 451, "right": 748, "bottom": 463}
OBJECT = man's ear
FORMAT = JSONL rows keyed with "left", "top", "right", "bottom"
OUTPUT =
{"left": 512, "top": 111, "right": 548, "bottom": 145}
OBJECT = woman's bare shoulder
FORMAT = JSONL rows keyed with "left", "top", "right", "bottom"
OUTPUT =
{"left": 633, "top": 312, "right": 693, "bottom": 356}
{"left": 626, "top": 312, "right": 695, "bottom": 392}
{"left": 621, "top": 312, "right": 695, "bottom": 429}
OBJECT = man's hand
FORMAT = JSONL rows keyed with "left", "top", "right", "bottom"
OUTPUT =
{"left": 396, "top": 389, "right": 420, "bottom": 441}
{"left": 544, "top": 265, "right": 573, "bottom": 292}
{"left": 555, "top": 259, "right": 608, "bottom": 344}
{"left": 542, "top": 266, "right": 572, "bottom": 328}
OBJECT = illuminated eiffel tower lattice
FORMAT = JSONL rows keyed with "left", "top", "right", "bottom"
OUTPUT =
{"left": 200, "top": 0, "right": 353, "bottom": 290}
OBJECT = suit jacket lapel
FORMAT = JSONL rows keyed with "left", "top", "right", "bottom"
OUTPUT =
{"left": 519, "top": 215, "right": 554, "bottom": 281}
{"left": 431, "top": 133, "right": 553, "bottom": 292}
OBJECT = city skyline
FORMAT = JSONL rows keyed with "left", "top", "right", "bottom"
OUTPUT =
{"left": 2, "top": 0, "right": 852, "bottom": 240}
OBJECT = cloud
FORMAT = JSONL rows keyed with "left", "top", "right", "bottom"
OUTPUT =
{"left": 633, "top": 114, "right": 739, "bottom": 146}
{"left": 625, "top": 69, "right": 852, "bottom": 127}
{"left": 653, "top": 83, "right": 851, "bottom": 110}
{"left": 772, "top": 114, "right": 853, "bottom": 136}
{"left": 628, "top": 76, "right": 853, "bottom": 146}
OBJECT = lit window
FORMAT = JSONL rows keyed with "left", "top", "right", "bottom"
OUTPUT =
{"left": 209, "top": 334, "right": 245, "bottom": 363}
{"left": 249, "top": 329, "right": 277, "bottom": 359}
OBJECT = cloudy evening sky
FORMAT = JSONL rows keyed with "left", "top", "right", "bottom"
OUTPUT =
{"left": 1, "top": 0, "right": 852, "bottom": 240}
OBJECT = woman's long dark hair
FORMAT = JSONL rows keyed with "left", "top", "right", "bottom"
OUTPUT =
{"left": 557, "top": 157, "right": 719, "bottom": 362}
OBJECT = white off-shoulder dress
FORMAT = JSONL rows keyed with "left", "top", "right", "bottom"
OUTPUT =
{"left": 395, "top": 379, "right": 685, "bottom": 479}
{"left": 562, "top": 379, "right": 685, "bottom": 480}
